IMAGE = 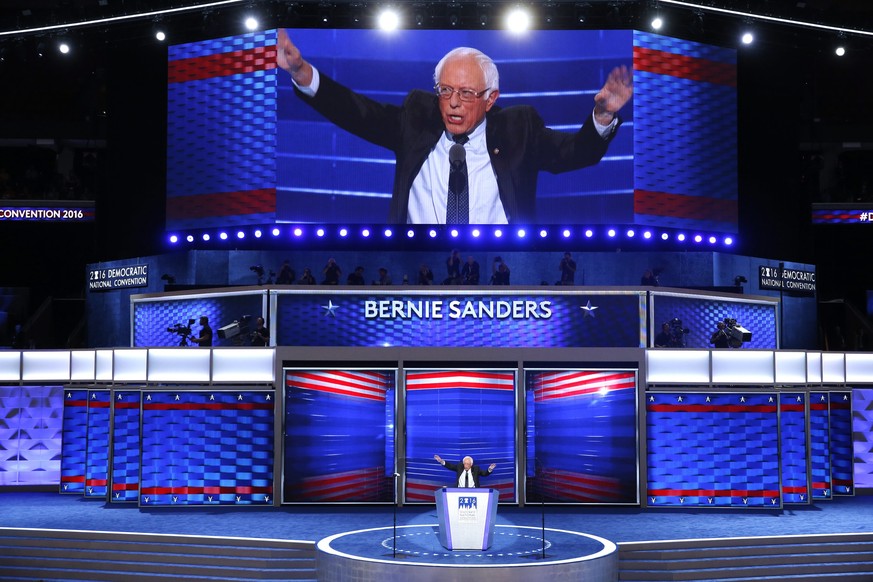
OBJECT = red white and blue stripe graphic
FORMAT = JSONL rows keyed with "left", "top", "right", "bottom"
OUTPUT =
{"left": 531, "top": 370, "right": 636, "bottom": 402}
{"left": 285, "top": 370, "right": 391, "bottom": 402}
{"left": 406, "top": 370, "right": 515, "bottom": 392}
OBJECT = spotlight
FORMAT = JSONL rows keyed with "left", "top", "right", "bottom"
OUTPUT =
{"left": 539, "top": 229, "right": 548, "bottom": 238}
{"left": 472, "top": 228, "right": 481, "bottom": 238}
{"left": 661, "top": 232, "right": 669, "bottom": 240}
{"left": 293, "top": 227, "right": 302, "bottom": 237}
{"left": 562, "top": 229, "right": 571, "bottom": 238}
{"left": 236, "top": 230, "right": 245, "bottom": 239}
{"left": 316, "top": 228, "right": 325, "bottom": 237}
{"left": 724, "top": 236, "right": 734, "bottom": 246}
{"left": 428, "top": 229, "right": 437, "bottom": 238}
{"left": 186, "top": 235, "right": 194, "bottom": 242}
{"left": 254, "top": 229, "right": 262, "bottom": 238}
{"left": 506, "top": 8, "right": 530, "bottom": 33}
{"left": 384, "top": 228, "right": 393, "bottom": 237}
{"left": 155, "top": 30, "right": 166, "bottom": 42}
{"left": 693, "top": 234, "right": 703, "bottom": 243}
{"left": 58, "top": 42, "right": 70, "bottom": 55}
{"left": 202, "top": 233, "right": 210, "bottom": 241}
{"left": 517, "top": 228, "right": 526, "bottom": 238}
{"left": 244, "top": 16, "right": 259, "bottom": 31}
{"left": 407, "top": 229, "right": 414, "bottom": 238}
{"left": 607, "top": 228, "right": 616, "bottom": 237}
{"left": 708, "top": 235, "right": 717, "bottom": 244}
{"left": 219, "top": 231, "right": 228, "bottom": 240}
{"left": 169, "top": 235, "right": 178, "bottom": 244}
{"left": 494, "top": 229, "right": 503, "bottom": 238}
{"left": 339, "top": 228, "right": 348, "bottom": 237}
{"left": 651, "top": 17, "right": 663, "bottom": 30}
{"left": 835, "top": 46, "right": 846, "bottom": 57}
{"left": 626, "top": 229, "right": 635, "bottom": 238}
{"left": 741, "top": 31, "right": 754, "bottom": 45}
{"left": 677, "top": 233, "right": 686, "bottom": 242}
{"left": 450, "top": 228, "right": 459, "bottom": 237}
{"left": 271, "top": 228, "right": 280, "bottom": 237}
{"left": 378, "top": 9, "right": 400, "bottom": 31}
{"left": 643, "top": 231, "right": 652, "bottom": 239}
{"left": 362, "top": 229, "right": 370, "bottom": 237}
{"left": 584, "top": 229, "right": 593, "bottom": 238}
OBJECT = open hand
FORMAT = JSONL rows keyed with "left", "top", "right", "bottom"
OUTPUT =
{"left": 594, "top": 65, "right": 633, "bottom": 116}
{"left": 276, "top": 28, "right": 313, "bottom": 86}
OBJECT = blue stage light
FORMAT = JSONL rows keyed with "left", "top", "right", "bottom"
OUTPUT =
{"left": 472, "top": 228, "right": 481, "bottom": 238}
{"left": 254, "top": 229, "right": 262, "bottom": 238}
{"left": 585, "top": 229, "right": 593, "bottom": 238}
{"left": 725, "top": 236, "right": 734, "bottom": 246}
{"left": 407, "top": 229, "right": 415, "bottom": 238}
{"left": 316, "top": 228, "right": 325, "bottom": 237}
{"left": 643, "top": 231, "right": 652, "bottom": 240}
{"left": 708, "top": 235, "right": 717, "bottom": 244}
{"left": 539, "top": 229, "right": 548, "bottom": 238}
{"left": 186, "top": 235, "right": 194, "bottom": 243}
{"left": 272, "top": 228, "right": 280, "bottom": 237}
{"left": 517, "top": 228, "right": 526, "bottom": 238}
{"left": 607, "top": 229, "right": 616, "bottom": 238}
{"left": 384, "top": 228, "right": 393, "bottom": 238}
{"left": 429, "top": 229, "right": 437, "bottom": 238}
{"left": 219, "top": 232, "right": 228, "bottom": 240}
{"left": 362, "top": 229, "right": 371, "bottom": 237}
{"left": 661, "top": 232, "right": 669, "bottom": 240}
{"left": 236, "top": 231, "right": 245, "bottom": 239}
{"left": 677, "top": 233, "right": 686, "bottom": 242}
{"left": 339, "top": 228, "right": 348, "bottom": 237}
{"left": 562, "top": 229, "right": 571, "bottom": 238}
{"left": 626, "top": 229, "right": 635, "bottom": 238}
{"left": 450, "top": 229, "right": 459, "bottom": 238}
{"left": 202, "top": 233, "right": 211, "bottom": 241}
{"left": 293, "top": 227, "right": 303, "bottom": 237}
{"left": 169, "top": 235, "right": 178, "bottom": 244}
{"left": 694, "top": 234, "right": 703, "bottom": 243}
{"left": 495, "top": 229, "right": 503, "bottom": 238}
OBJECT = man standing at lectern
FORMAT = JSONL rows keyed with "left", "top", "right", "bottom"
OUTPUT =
{"left": 434, "top": 454, "right": 496, "bottom": 488}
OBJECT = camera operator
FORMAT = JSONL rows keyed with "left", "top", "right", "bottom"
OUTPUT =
{"left": 654, "top": 322, "right": 672, "bottom": 348}
{"left": 710, "top": 321, "right": 730, "bottom": 348}
{"left": 250, "top": 317, "right": 269, "bottom": 346}
{"left": 188, "top": 316, "right": 213, "bottom": 347}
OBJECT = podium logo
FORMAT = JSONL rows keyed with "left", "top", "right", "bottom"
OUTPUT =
{"left": 458, "top": 497, "right": 478, "bottom": 509}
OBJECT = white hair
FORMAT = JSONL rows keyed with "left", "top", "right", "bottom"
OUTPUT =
{"left": 434, "top": 47, "right": 499, "bottom": 95}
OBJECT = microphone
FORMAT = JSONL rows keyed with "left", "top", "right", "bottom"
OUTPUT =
{"left": 449, "top": 143, "right": 466, "bottom": 168}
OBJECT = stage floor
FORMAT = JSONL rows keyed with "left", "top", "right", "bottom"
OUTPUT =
{"left": 1, "top": 492, "right": 872, "bottom": 546}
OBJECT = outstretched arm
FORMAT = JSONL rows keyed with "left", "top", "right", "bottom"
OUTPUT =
{"left": 434, "top": 454, "right": 445, "bottom": 466}
{"left": 276, "top": 28, "right": 314, "bottom": 87}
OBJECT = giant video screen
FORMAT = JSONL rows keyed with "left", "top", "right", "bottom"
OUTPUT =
{"left": 167, "top": 28, "right": 736, "bottom": 232}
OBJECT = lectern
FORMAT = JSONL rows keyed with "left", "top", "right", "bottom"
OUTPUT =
{"left": 434, "top": 487, "right": 498, "bottom": 550}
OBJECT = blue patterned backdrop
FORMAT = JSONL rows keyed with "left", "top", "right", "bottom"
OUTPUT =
{"left": 651, "top": 293, "right": 777, "bottom": 348}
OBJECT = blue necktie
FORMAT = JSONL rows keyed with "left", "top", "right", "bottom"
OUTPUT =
{"left": 446, "top": 134, "right": 469, "bottom": 224}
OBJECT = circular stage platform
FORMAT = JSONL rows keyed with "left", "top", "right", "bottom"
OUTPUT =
{"left": 316, "top": 524, "right": 617, "bottom": 581}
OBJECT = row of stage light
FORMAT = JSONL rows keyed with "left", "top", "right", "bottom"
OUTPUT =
{"left": 167, "top": 225, "right": 736, "bottom": 247}
{"left": 6, "top": 1, "right": 866, "bottom": 59}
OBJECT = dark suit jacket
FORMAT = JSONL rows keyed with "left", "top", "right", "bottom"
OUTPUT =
{"left": 296, "top": 72, "right": 620, "bottom": 224}
{"left": 442, "top": 460, "right": 493, "bottom": 488}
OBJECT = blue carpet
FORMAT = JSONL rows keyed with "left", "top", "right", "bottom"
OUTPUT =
{"left": 1, "top": 492, "right": 872, "bottom": 544}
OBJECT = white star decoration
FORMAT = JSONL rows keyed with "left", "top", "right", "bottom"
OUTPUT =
{"left": 321, "top": 300, "right": 339, "bottom": 317}
{"left": 580, "top": 300, "right": 598, "bottom": 318}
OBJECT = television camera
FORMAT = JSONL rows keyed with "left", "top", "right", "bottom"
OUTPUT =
{"left": 217, "top": 315, "right": 253, "bottom": 345}
{"left": 665, "top": 317, "right": 690, "bottom": 348}
{"left": 722, "top": 317, "right": 752, "bottom": 348}
{"left": 167, "top": 319, "right": 195, "bottom": 346}
{"left": 250, "top": 265, "right": 275, "bottom": 286}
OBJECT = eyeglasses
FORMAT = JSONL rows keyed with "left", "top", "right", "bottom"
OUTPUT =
{"left": 434, "top": 84, "right": 490, "bottom": 102}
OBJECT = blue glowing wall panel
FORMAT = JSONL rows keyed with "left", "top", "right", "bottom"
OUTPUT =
{"left": 405, "top": 370, "right": 516, "bottom": 503}
{"left": 651, "top": 294, "right": 777, "bottom": 349}
{"left": 84, "top": 390, "right": 110, "bottom": 499}
{"left": 276, "top": 29, "right": 633, "bottom": 226}
{"left": 809, "top": 392, "right": 832, "bottom": 500}
{"left": 60, "top": 389, "right": 88, "bottom": 494}
{"left": 525, "top": 370, "right": 638, "bottom": 504}
{"left": 140, "top": 390, "right": 274, "bottom": 506}
{"left": 830, "top": 391, "right": 854, "bottom": 496}
{"left": 283, "top": 370, "right": 394, "bottom": 503}
{"left": 110, "top": 391, "right": 141, "bottom": 503}
{"left": 0, "top": 385, "right": 63, "bottom": 486}
{"left": 647, "top": 392, "right": 780, "bottom": 508}
{"left": 853, "top": 388, "right": 873, "bottom": 489}
{"left": 275, "top": 290, "right": 645, "bottom": 348}
{"left": 633, "top": 32, "right": 737, "bottom": 233}
{"left": 780, "top": 392, "right": 810, "bottom": 504}
{"left": 133, "top": 294, "right": 266, "bottom": 347}
{"left": 166, "top": 31, "right": 278, "bottom": 230}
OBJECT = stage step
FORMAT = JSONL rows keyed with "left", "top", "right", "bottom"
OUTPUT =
{"left": 618, "top": 532, "right": 873, "bottom": 581}
{"left": 0, "top": 527, "right": 316, "bottom": 581}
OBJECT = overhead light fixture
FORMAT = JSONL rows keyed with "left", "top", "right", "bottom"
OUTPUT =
{"left": 505, "top": 7, "right": 530, "bottom": 33}
{"left": 244, "top": 16, "right": 258, "bottom": 31}
{"left": 378, "top": 9, "right": 400, "bottom": 31}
